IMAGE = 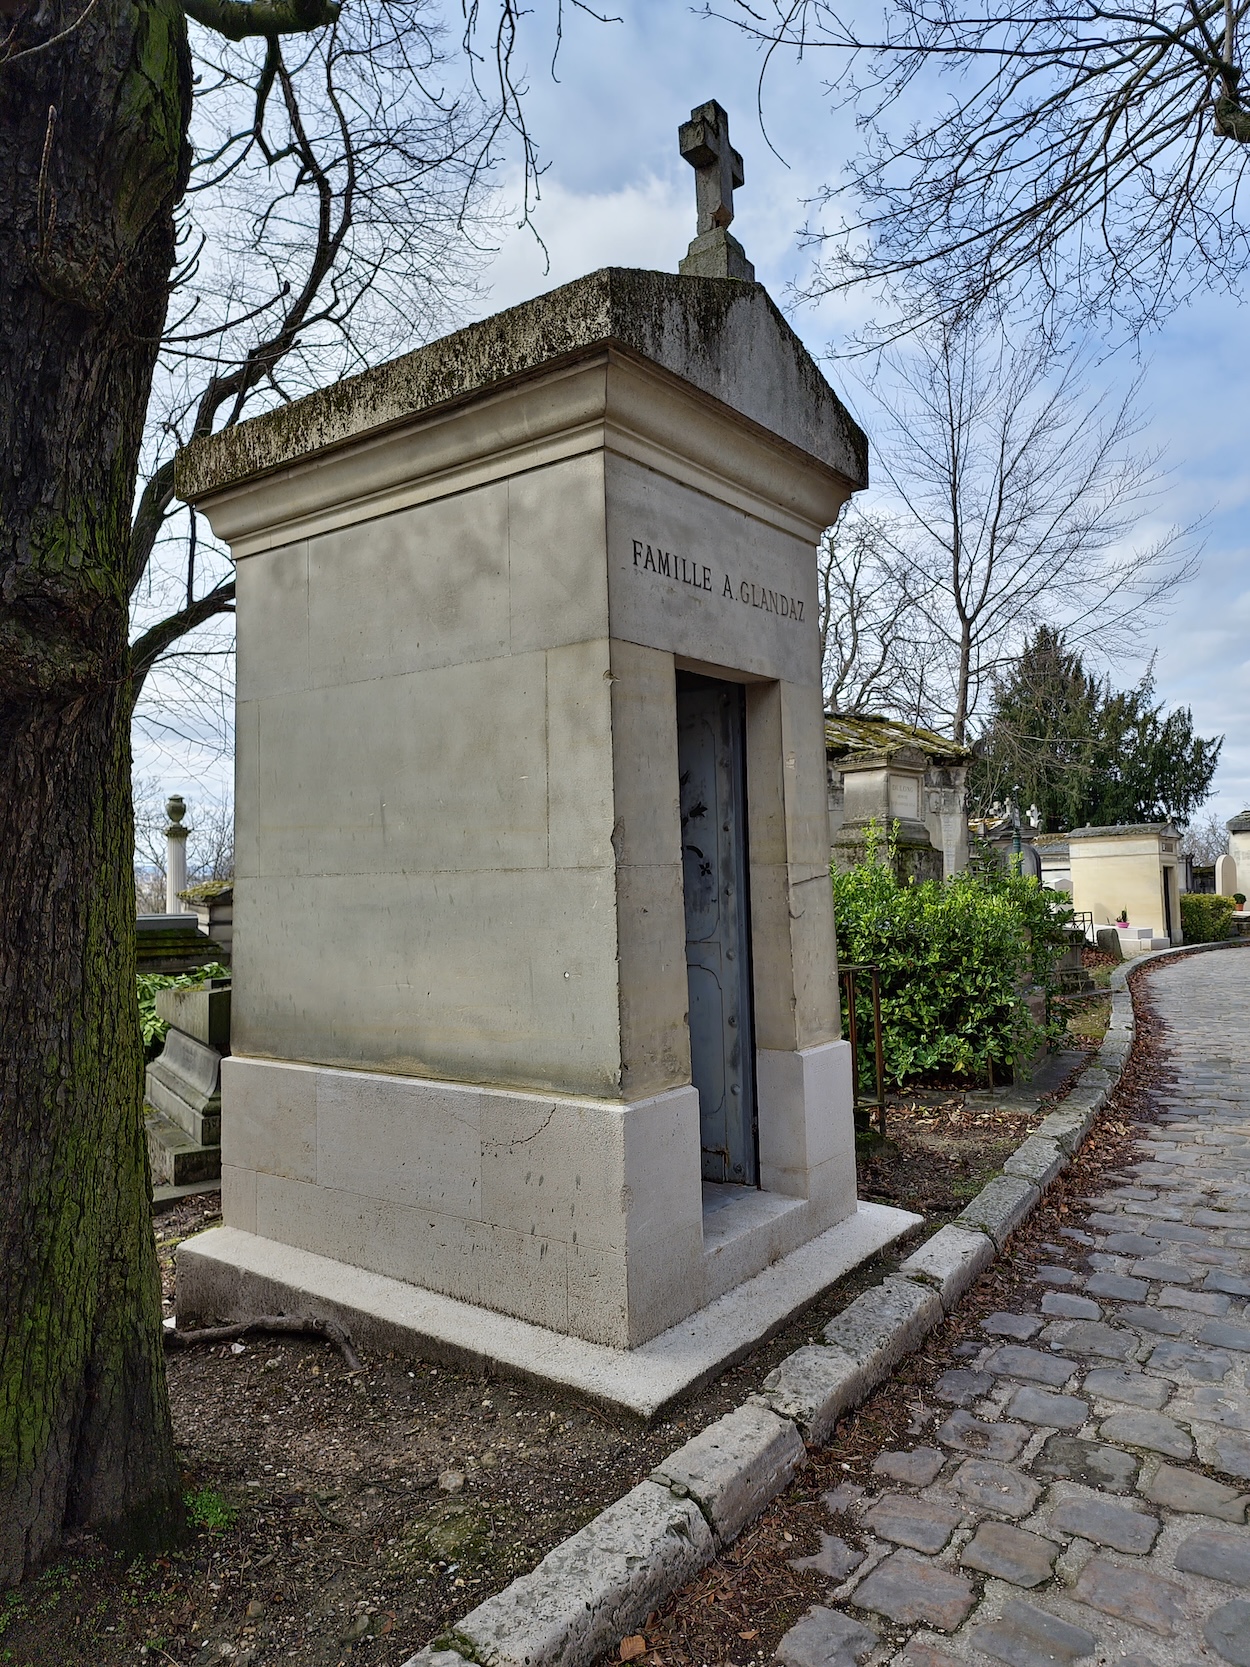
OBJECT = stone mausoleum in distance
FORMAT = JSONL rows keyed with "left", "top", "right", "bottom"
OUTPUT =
{"left": 173, "top": 103, "right": 919, "bottom": 1413}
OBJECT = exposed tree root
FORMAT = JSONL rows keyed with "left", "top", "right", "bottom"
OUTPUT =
{"left": 163, "top": 1314, "right": 362, "bottom": 1371}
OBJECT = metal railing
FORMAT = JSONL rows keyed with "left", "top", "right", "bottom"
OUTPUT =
{"left": 838, "top": 962, "right": 886, "bottom": 1136}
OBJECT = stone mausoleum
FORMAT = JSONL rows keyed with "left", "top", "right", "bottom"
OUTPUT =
{"left": 174, "top": 103, "right": 916, "bottom": 1404}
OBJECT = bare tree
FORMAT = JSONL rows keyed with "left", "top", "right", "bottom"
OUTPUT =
{"left": 712, "top": 0, "right": 1250, "bottom": 333}
{"left": 817, "top": 502, "right": 933, "bottom": 716}
{"left": 1182, "top": 807, "right": 1233, "bottom": 865}
{"left": 855, "top": 316, "right": 1196, "bottom": 741}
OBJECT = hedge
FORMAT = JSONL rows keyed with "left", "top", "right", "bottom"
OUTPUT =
{"left": 832, "top": 832, "right": 1070, "bottom": 1088}
{"left": 1179, "top": 893, "right": 1236, "bottom": 944}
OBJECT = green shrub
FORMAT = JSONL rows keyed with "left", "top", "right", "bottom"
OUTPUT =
{"left": 833, "top": 830, "right": 1070, "bottom": 1087}
{"left": 1179, "top": 893, "right": 1235, "bottom": 944}
{"left": 138, "top": 963, "right": 230, "bottom": 1055}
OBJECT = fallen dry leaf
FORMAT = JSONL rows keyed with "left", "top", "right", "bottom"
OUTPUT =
{"left": 620, "top": 1637, "right": 647, "bottom": 1662}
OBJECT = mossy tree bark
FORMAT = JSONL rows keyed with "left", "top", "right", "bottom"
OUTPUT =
{"left": 0, "top": 0, "right": 192, "bottom": 1584}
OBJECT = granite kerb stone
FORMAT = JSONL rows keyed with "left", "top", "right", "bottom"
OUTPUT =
{"left": 1003, "top": 1136, "right": 1068, "bottom": 1191}
{"left": 404, "top": 1480, "right": 714, "bottom": 1667}
{"left": 897, "top": 1225, "right": 996, "bottom": 1311}
{"left": 955, "top": 1175, "right": 1043, "bottom": 1249}
{"left": 650, "top": 1401, "right": 806, "bottom": 1545}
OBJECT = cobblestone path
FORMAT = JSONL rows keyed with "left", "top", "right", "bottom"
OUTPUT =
{"left": 775, "top": 949, "right": 1250, "bottom": 1667}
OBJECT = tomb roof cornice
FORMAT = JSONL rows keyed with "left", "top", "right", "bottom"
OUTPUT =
{"left": 175, "top": 267, "right": 867, "bottom": 505}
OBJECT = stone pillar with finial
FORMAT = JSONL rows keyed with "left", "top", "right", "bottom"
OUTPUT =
{"left": 165, "top": 795, "right": 190, "bottom": 914}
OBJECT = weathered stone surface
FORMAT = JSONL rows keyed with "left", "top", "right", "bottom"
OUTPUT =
{"left": 984, "top": 1346, "right": 1076, "bottom": 1388}
{"left": 1158, "top": 1286, "right": 1231, "bottom": 1314}
{"left": 1086, "top": 1272, "right": 1149, "bottom": 1302}
{"left": 1041, "top": 1293, "right": 1101, "bottom": 1320}
{"left": 1213, "top": 1432, "right": 1250, "bottom": 1478}
{"left": 935, "top": 1411, "right": 1028, "bottom": 1461}
{"left": 850, "top": 1549, "right": 975, "bottom": 1630}
{"left": 970, "top": 1599, "right": 1097, "bottom": 1667}
{"left": 1204, "top": 1599, "right": 1250, "bottom": 1666}
{"left": 951, "top": 1458, "right": 1041, "bottom": 1518}
{"left": 1147, "top": 1340, "right": 1231, "bottom": 1381}
{"left": 893, "top": 1641, "right": 964, "bottom": 1667}
{"left": 1007, "top": 1386, "right": 1089, "bottom": 1429}
{"left": 758, "top": 1349, "right": 863, "bottom": 1445}
{"left": 775, "top": 1605, "right": 878, "bottom": 1667}
{"left": 1035, "top": 1264, "right": 1078, "bottom": 1286}
{"left": 178, "top": 268, "right": 871, "bottom": 498}
{"left": 1102, "top": 1233, "right": 1165, "bottom": 1257}
{"left": 983, "top": 1313, "right": 1044, "bottom": 1340}
{"left": 1082, "top": 1367, "right": 1172, "bottom": 1409}
{"left": 956, "top": 1175, "right": 1042, "bottom": 1248}
{"left": 1048, "top": 1496, "right": 1160, "bottom": 1553}
{"left": 1206, "top": 1270, "right": 1250, "bottom": 1296}
{"left": 898, "top": 1226, "right": 996, "bottom": 1312}
{"left": 1177, "top": 1385, "right": 1250, "bottom": 1431}
{"left": 1041, "top": 1320, "right": 1136, "bottom": 1361}
{"left": 1138, "top": 1462, "right": 1248, "bottom": 1522}
{"left": 789, "top": 1533, "right": 865, "bottom": 1581}
{"left": 652, "top": 1401, "right": 805, "bottom": 1545}
{"left": 959, "top": 1520, "right": 1058, "bottom": 1587}
{"left": 1097, "top": 1410, "right": 1193, "bottom": 1459}
{"left": 872, "top": 1447, "right": 945, "bottom": 1487}
{"left": 448, "top": 1480, "right": 713, "bottom": 1667}
{"left": 1004, "top": 1137, "right": 1067, "bottom": 1191}
{"left": 1119, "top": 1305, "right": 1185, "bottom": 1336}
{"left": 933, "top": 1368, "right": 994, "bottom": 1407}
{"left": 1072, "top": 1554, "right": 1185, "bottom": 1635}
{"left": 1130, "top": 1259, "right": 1195, "bottom": 1283}
{"left": 1032, "top": 1435, "right": 1139, "bottom": 1493}
{"left": 1198, "top": 1320, "right": 1250, "bottom": 1352}
{"left": 1036, "top": 1108, "right": 1096, "bottom": 1156}
{"left": 863, "top": 1494, "right": 962, "bottom": 1554}
{"left": 1175, "top": 1529, "right": 1250, "bottom": 1588}
{"left": 821, "top": 1278, "right": 944, "bottom": 1379}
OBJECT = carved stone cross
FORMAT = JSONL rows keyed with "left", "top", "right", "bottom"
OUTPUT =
{"left": 679, "top": 99, "right": 743, "bottom": 235}
{"left": 678, "top": 100, "right": 755, "bottom": 282}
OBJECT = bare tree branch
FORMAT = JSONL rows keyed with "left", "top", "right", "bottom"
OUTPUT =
{"left": 711, "top": 0, "right": 1250, "bottom": 333}
{"left": 848, "top": 314, "right": 1199, "bottom": 740}
{"left": 183, "top": 0, "right": 341, "bottom": 41}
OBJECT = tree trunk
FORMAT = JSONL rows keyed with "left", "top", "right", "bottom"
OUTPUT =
{"left": 0, "top": 0, "right": 192, "bottom": 1584}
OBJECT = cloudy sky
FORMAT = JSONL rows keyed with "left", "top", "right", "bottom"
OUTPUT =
{"left": 140, "top": 0, "right": 1248, "bottom": 832}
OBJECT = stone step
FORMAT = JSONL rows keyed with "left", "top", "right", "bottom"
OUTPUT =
{"left": 145, "top": 1107, "right": 221, "bottom": 1187}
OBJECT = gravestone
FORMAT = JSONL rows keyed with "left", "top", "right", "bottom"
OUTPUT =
{"left": 172, "top": 105, "right": 918, "bottom": 1386}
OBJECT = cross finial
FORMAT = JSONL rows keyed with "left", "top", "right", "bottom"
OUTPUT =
{"left": 677, "top": 100, "right": 755, "bottom": 282}
{"left": 680, "top": 100, "right": 743, "bottom": 235}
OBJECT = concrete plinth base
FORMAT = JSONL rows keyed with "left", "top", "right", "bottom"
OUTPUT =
{"left": 177, "top": 1199, "right": 920, "bottom": 1419}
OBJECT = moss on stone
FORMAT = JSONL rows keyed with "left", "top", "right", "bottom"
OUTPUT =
{"left": 176, "top": 268, "right": 868, "bottom": 503}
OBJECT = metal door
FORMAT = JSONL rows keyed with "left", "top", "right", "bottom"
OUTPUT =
{"left": 676, "top": 674, "right": 757, "bottom": 1185}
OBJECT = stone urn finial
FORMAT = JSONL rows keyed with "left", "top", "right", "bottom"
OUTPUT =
{"left": 166, "top": 794, "right": 187, "bottom": 831}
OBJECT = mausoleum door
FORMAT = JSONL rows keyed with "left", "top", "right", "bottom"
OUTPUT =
{"left": 675, "top": 674, "right": 758, "bottom": 1186}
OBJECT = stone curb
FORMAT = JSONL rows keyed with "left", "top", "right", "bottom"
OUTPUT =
{"left": 403, "top": 946, "right": 1238, "bottom": 1667}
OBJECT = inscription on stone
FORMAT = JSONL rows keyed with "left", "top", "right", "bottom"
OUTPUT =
{"left": 631, "top": 538, "right": 805, "bottom": 622}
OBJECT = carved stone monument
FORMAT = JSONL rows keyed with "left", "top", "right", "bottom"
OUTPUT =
{"left": 172, "top": 106, "right": 918, "bottom": 1403}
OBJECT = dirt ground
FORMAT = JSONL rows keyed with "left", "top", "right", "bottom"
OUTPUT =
{"left": 1, "top": 999, "right": 1112, "bottom": 1667}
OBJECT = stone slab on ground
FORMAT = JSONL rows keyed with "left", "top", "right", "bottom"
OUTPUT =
{"left": 177, "top": 1199, "right": 918, "bottom": 1420}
